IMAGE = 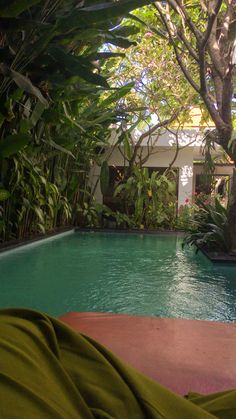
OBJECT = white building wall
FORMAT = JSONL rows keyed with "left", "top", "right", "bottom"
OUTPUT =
{"left": 89, "top": 164, "right": 102, "bottom": 203}
{"left": 91, "top": 126, "right": 233, "bottom": 208}
{"left": 194, "top": 164, "right": 233, "bottom": 176}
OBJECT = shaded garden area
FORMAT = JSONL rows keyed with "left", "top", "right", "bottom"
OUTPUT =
{"left": 0, "top": 0, "right": 236, "bottom": 255}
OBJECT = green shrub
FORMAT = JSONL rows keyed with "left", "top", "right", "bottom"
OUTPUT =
{"left": 175, "top": 201, "right": 198, "bottom": 231}
{"left": 114, "top": 167, "right": 177, "bottom": 229}
{"left": 182, "top": 197, "right": 231, "bottom": 253}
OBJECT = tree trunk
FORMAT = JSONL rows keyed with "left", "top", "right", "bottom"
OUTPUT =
{"left": 228, "top": 166, "right": 236, "bottom": 253}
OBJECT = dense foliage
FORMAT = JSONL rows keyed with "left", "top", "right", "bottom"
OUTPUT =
{"left": 0, "top": 0, "right": 154, "bottom": 241}
{"left": 108, "top": 1, "right": 236, "bottom": 251}
{"left": 139, "top": 1, "right": 236, "bottom": 251}
{"left": 183, "top": 197, "right": 231, "bottom": 253}
{"left": 114, "top": 167, "right": 177, "bottom": 229}
{"left": 1, "top": 0, "right": 236, "bottom": 250}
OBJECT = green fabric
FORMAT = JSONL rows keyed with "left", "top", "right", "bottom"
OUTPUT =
{"left": 0, "top": 309, "right": 235, "bottom": 418}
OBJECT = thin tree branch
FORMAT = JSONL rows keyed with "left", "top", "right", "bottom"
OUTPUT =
{"left": 155, "top": 3, "right": 200, "bottom": 94}
{"left": 166, "top": 0, "right": 202, "bottom": 41}
{"left": 168, "top": 127, "right": 180, "bottom": 170}
{"left": 138, "top": 113, "right": 179, "bottom": 144}
{"left": 198, "top": 46, "right": 207, "bottom": 95}
{"left": 129, "top": 111, "right": 181, "bottom": 169}
{"left": 177, "top": 28, "right": 199, "bottom": 63}
{"left": 202, "top": 0, "right": 223, "bottom": 48}
{"left": 199, "top": 0, "right": 208, "bottom": 13}
{"left": 199, "top": 1, "right": 222, "bottom": 96}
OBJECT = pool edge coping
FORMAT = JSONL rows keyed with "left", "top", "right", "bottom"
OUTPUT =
{"left": 75, "top": 227, "right": 185, "bottom": 236}
{"left": 0, "top": 227, "right": 74, "bottom": 254}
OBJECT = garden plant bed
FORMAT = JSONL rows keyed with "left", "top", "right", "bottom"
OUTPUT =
{"left": 200, "top": 247, "right": 236, "bottom": 264}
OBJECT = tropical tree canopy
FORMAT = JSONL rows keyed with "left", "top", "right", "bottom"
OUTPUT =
{"left": 0, "top": 0, "right": 154, "bottom": 240}
{"left": 1, "top": 0, "right": 236, "bottom": 252}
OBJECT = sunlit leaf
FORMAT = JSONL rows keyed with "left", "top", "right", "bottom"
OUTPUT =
{"left": 0, "top": 189, "right": 10, "bottom": 201}
{"left": 9, "top": 70, "right": 48, "bottom": 107}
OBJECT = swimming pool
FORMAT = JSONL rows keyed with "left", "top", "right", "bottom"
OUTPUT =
{"left": 0, "top": 231, "right": 236, "bottom": 321}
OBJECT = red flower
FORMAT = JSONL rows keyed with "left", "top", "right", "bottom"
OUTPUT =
{"left": 185, "top": 198, "right": 190, "bottom": 204}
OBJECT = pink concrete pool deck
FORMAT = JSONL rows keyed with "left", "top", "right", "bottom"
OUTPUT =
{"left": 59, "top": 312, "right": 236, "bottom": 395}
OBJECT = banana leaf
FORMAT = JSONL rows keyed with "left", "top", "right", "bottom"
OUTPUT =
{"left": 105, "top": 35, "right": 136, "bottom": 48}
{"left": 9, "top": 69, "right": 48, "bottom": 107}
{"left": 48, "top": 46, "right": 109, "bottom": 88}
{"left": 111, "top": 25, "right": 140, "bottom": 37}
{"left": 93, "top": 52, "right": 126, "bottom": 59}
{"left": 100, "top": 161, "right": 110, "bottom": 195}
{"left": 124, "top": 135, "right": 132, "bottom": 160}
{"left": 0, "top": 134, "right": 31, "bottom": 157}
{"left": 57, "top": 0, "right": 155, "bottom": 32}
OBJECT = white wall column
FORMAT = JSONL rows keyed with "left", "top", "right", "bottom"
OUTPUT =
{"left": 178, "top": 156, "right": 194, "bottom": 207}
{"left": 89, "top": 164, "right": 103, "bottom": 204}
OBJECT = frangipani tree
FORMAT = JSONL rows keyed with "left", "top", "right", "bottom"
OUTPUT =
{"left": 110, "top": 1, "right": 236, "bottom": 250}
{"left": 151, "top": 0, "right": 236, "bottom": 250}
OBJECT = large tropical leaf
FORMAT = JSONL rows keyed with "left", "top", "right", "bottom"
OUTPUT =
{"left": 100, "top": 82, "right": 134, "bottom": 107}
{"left": 30, "top": 101, "right": 47, "bottom": 127}
{"left": 94, "top": 52, "right": 126, "bottom": 60}
{"left": 0, "top": 0, "right": 41, "bottom": 17}
{"left": 57, "top": 0, "right": 155, "bottom": 32}
{"left": 100, "top": 161, "right": 110, "bottom": 195}
{"left": 128, "top": 13, "right": 167, "bottom": 39}
{"left": 82, "top": 1, "right": 154, "bottom": 13}
{"left": 45, "top": 138, "right": 75, "bottom": 158}
{"left": 85, "top": 112, "right": 115, "bottom": 127}
{"left": 0, "top": 113, "right": 5, "bottom": 129}
{"left": 0, "top": 134, "right": 31, "bottom": 157}
{"left": 104, "top": 34, "right": 136, "bottom": 48}
{"left": 48, "top": 46, "right": 109, "bottom": 88}
{"left": 0, "top": 189, "right": 10, "bottom": 201}
{"left": 8, "top": 69, "right": 48, "bottom": 107}
{"left": 124, "top": 135, "right": 132, "bottom": 160}
{"left": 111, "top": 25, "right": 140, "bottom": 37}
{"left": 114, "top": 183, "right": 126, "bottom": 197}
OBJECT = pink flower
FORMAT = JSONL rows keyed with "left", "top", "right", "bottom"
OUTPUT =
{"left": 185, "top": 198, "right": 190, "bottom": 204}
{"left": 144, "top": 32, "right": 153, "bottom": 38}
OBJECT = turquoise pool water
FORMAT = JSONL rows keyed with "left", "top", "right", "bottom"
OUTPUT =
{"left": 1, "top": 231, "right": 236, "bottom": 321}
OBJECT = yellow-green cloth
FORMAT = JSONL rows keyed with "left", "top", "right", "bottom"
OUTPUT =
{"left": 0, "top": 309, "right": 235, "bottom": 418}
